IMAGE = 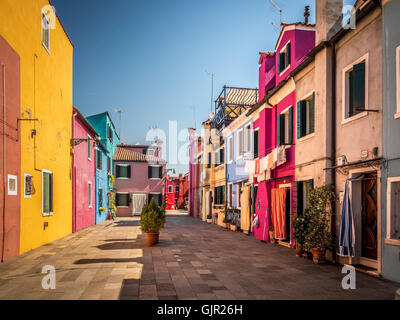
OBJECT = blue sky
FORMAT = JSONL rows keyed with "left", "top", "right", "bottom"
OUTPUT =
{"left": 52, "top": 0, "right": 316, "bottom": 174}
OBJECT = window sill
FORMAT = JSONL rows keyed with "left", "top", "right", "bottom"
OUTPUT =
{"left": 117, "top": 206, "right": 129, "bottom": 208}
{"left": 297, "top": 132, "right": 315, "bottom": 143}
{"left": 116, "top": 177, "right": 130, "bottom": 179}
{"left": 149, "top": 178, "right": 161, "bottom": 180}
{"left": 42, "top": 212, "right": 53, "bottom": 217}
{"left": 394, "top": 112, "right": 400, "bottom": 120}
{"left": 42, "top": 42, "right": 50, "bottom": 55}
{"left": 385, "top": 238, "right": 400, "bottom": 247}
{"left": 341, "top": 111, "right": 368, "bottom": 125}
{"left": 279, "top": 64, "right": 291, "bottom": 77}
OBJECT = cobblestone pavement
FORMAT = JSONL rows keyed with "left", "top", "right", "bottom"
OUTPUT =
{"left": 0, "top": 212, "right": 398, "bottom": 300}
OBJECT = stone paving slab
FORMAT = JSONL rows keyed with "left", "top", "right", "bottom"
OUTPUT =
{"left": 0, "top": 212, "right": 398, "bottom": 300}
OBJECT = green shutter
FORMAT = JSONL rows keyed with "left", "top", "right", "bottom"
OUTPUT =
{"left": 297, "top": 101, "right": 302, "bottom": 139}
{"left": 353, "top": 62, "right": 365, "bottom": 112}
{"left": 286, "top": 43, "right": 291, "bottom": 67}
{"left": 43, "top": 173, "right": 49, "bottom": 213}
{"left": 278, "top": 53, "right": 282, "bottom": 73}
{"left": 311, "top": 92, "right": 315, "bottom": 133}
{"left": 127, "top": 165, "right": 131, "bottom": 178}
{"left": 301, "top": 101, "right": 307, "bottom": 137}
{"left": 297, "top": 181, "right": 303, "bottom": 216}
{"left": 159, "top": 166, "right": 163, "bottom": 179}
{"left": 288, "top": 107, "right": 293, "bottom": 145}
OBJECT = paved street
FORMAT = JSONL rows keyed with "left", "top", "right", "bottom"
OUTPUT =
{"left": 0, "top": 211, "right": 398, "bottom": 300}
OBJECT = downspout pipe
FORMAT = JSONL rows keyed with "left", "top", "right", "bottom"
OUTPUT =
{"left": 1, "top": 64, "right": 6, "bottom": 263}
{"left": 331, "top": 42, "right": 337, "bottom": 255}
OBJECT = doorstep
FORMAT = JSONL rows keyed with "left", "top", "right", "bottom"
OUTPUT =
{"left": 351, "top": 264, "right": 381, "bottom": 279}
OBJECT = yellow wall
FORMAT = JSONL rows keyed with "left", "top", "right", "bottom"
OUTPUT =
{"left": 0, "top": 0, "right": 73, "bottom": 253}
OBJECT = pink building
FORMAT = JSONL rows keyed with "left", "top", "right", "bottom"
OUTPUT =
{"left": 249, "top": 22, "right": 315, "bottom": 245}
{"left": 72, "top": 107, "right": 98, "bottom": 232}
{"left": 113, "top": 143, "right": 166, "bottom": 217}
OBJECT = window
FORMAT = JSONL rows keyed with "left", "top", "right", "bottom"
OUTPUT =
{"left": 149, "top": 193, "right": 162, "bottom": 206}
{"left": 87, "top": 136, "right": 92, "bottom": 160}
{"left": 116, "top": 164, "right": 131, "bottom": 179}
{"left": 278, "top": 42, "right": 291, "bottom": 74}
{"left": 396, "top": 45, "right": 400, "bottom": 118}
{"left": 214, "top": 185, "right": 225, "bottom": 205}
{"left": 297, "top": 179, "right": 313, "bottom": 216}
{"left": 207, "top": 152, "right": 211, "bottom": 168}
{"left": 215, "top": 147, "right": 224, "bottom": 167}
{"left": 237, "top": 182, "right": 243, "bottom": 207}
{"left": 237, "top": 129, "right": 244, "bottom": 158}
{"left": 175, "top": 185, "right": 179, "bottom": 193}
{"left": 24, "top": 174, "right": 32, "bottom": 198}
{"left": 41, "top": 11, "right": 50, "bottom": 52}
{"left": 168, "top": 185, "right": 173, "bottom": 193}
{"left": 228, "top": 183, "right": 233, "bottom": 207}
{"left": 254, "top": 130, "right": 259, "bottom": 159}
{"left": 99, "top": 188, "right": 103, "bottom": 207}
{"left": 297, "top": 93, "right": 315, "bottom": 139}
{"left": 227, "top": 136, "right": 233, "bottom": 163}
{"left": 278, "top": 107, "right": 293, "bottom": 146}
{"left": 344, "top": 59, "right": 366, "bottom": 119}
{"left": 244, "top": 125, "right": 252, "bottom": 154}
{"left": 88, "top": 182, "right": 93, "bottom": 208}
{"left": 116, "top": 193, "right": 130, "bottom": 207}
{"left": 148, "top": 165, "right": 162, "bottom": 179}
{"left": 42, "top": 170, "right": 53, "bottom": 216}
{"left": 107, "top": 124, "right": 113, "bottom": 143}
{"left": 387, "top": 178, "right": 400, "bottom": 242}
{"left": 147, "top": 148, "right": 155, "bottom": 156}
{"left": 107, "top": 157, "right": 111, "bottom": 174}
{"left": 8, "top": 175, "right": 17, "bottom": 196}
{"left": 96, "top": 150, "right": 102, "bottom": 170}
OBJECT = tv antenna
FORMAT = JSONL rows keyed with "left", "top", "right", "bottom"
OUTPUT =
{"left": 269, "top": 0, "right": 282, "bottom": 26}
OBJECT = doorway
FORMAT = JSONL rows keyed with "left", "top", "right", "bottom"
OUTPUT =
{"left": 361, "top": 172, "right": 377, "bottom": 260}
{"left": 132, "top": 193, "right": 146, "bottom": 216}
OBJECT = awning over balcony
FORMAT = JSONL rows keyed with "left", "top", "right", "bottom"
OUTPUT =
{"left": 225, "top": 87, "right": 258, "bottom": 106}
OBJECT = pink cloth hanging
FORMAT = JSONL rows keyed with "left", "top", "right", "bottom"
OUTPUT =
{"left": 271, "top": 188, "right": 287, "bottom": 240}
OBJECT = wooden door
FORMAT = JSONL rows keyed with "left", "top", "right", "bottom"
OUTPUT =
{"left": 361, "top": 173, "right": 377, "bottom": 260}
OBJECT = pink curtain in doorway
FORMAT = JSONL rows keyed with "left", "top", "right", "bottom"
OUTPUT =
{"left": 271, "top": 188, "right": 287, "bottom": 240}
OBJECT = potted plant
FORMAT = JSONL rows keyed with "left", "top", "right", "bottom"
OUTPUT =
{"left": 303, "top": 186, "right": 337, "bottom": 264}
{"left": 292, "top": 211, "right": 310, "bottom": 257}
{"left": 160, "top": 204, "right": 166, "bottom": 228}
{"left": 212, "top": 212, "right": 218, "bottom": 224}
{"left": 140, "top": 199, "right": 163, "bottom": 246}
{"left": 206, "top": 214, "right": 212, "bottom": 223}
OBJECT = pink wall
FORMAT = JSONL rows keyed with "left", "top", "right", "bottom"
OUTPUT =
{"left": 259, "top": 54, "right": 276, "bottom": 101}
{"left": 73, "top": 115, "right": 96, "bottom": 232}
{"left": 114, "top": 161, "right": 165, "bottom": 217}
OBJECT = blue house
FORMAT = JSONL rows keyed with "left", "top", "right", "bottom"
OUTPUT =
{"left": 382, "top": 0, "right": 400, "bottom": 283}
{"left": 223, "top": 115, "right": 254, "bottom": 209}
{"left": 95, "top": 142, "right": 109, "bottom": 224}
{"left": 86, "top": 112, "right": 120, "bottom": 192}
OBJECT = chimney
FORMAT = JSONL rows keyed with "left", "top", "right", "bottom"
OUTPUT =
{"left": 316, "top": 0, "right": 343, "bottom": 44}
{"left": 304, "top": 5, "right": 310, "bottom": 24}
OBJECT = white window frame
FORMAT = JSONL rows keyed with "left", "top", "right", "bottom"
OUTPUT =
{"left": 88, "top": 182, "right": 93, "bottom": 208}
{"left": 279, "top": 106, "right": 292, "bottom": 146}
{"left": 386, "top": 177, "right": 400, "bottom": 246}
{"left": 227, "top": 136, "right": 233, "bottom": 163}
{"left": 236, "top": 129, "right": 243, "bottom": 160}
{"left": 341, "top": 53, "right": 369, "bottom": 125}
{"left": 396, "top": 45, "right": 400, "bottom": 119}
{"left": 24, "top": 173, "right": 32, "bottom": 198}
{"left": 116, "top": 192, "right": 130, "bottom": 208}
{"left": 41, "top": 9, "right": 50, "bottom": 54}
{"left": 297, "top": 90, "right": 316, "bottom": 141}
{"left": 7, "top": 174, "right": 17, "bottom": 196}
{"left": 87, "top": 135, "right": 92, "bottom": 161}
{"left": 244, "top": 124, "right": 252, "bottom": 155}
{"left": 278, "top": 41, "right": 291, "bottom": 76}
{"left": 42, "top": 169, "right": 53, "bottom": 216}
{"left": 149, "top": 165, "right": 162, "bottom": 180}
{"left": 254, "top": 128, "right": 260, "bottom": 159}
{"left": 116, "top": 164, "right": 130, "bottom": 179}
{"left": 168, "top": 185, "right": 173, "bottom": 193}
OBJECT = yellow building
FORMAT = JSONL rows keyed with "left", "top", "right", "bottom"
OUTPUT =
{"left": 0, "top": 0, "right": 74, "bottom": 253}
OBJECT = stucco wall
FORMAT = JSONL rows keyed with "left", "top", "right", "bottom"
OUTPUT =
{"left": 95, "top": 147, "right": 108, "bottom": 224}
{"left": 0, "top": 0, "right": 74, "bottom": 254}
{"left": 381, "top": 0, "right": 400, "bottom": 283}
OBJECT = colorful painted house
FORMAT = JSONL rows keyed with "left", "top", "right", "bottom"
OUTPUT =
{"left": 247, "top": 22, "right": 315, "bottom": 245}
{"left": 95, "top": 140, "right": 109, "bottom": 224}
{"left": 188, "top": 131, "right": 203, "bottom": 218}
{"left": 165, "top": 177, "right": 178, "bottom": 210}
{"left": 113, "top": 143, "right": 166, "bottom": 216}
{"left": 86, "top": 112, "right": 120, "bottom": 193}
{"left": 382, "top": 0, "right": 400, "bottom": 283}
{"left": 72, "top": 107, "right": 98, "bottom": 232}
{"left": 0, "top": 34, "right": 21, "bottom": 262}
{"left": 0, "top": 0, "right": 74, "bottom": 255}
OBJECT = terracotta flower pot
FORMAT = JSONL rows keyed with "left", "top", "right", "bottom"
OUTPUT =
{"left": 230, "top": 225, "right": 237, "bottom": 231}
{"left": 296, "top": 245, "right": 303, "bottom": 257}
{"left": 145, "top": 232, "right": 159, "bottom": 246}
{"left": 312, "top": 248, "right": 325, "bottom": 264}
{"left": 206, "top": 219, "right": 212, "bottom": 224}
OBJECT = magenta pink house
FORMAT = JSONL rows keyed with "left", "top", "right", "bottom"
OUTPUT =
{"left": 72, "top": 107, "right": 98, "bottom": 233}
{"left": 113, "top": 143, "right": 166, "bottom": 217}
{"left": 249, "top": 23, "right": 315, "bottom": 245}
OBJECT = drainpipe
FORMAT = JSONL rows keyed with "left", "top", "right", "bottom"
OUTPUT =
{"left": 1, "top": 64, "right": 6, "bottom": 262}
{"left": 331, "top": 42, "right": 337, "bottom": 257}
